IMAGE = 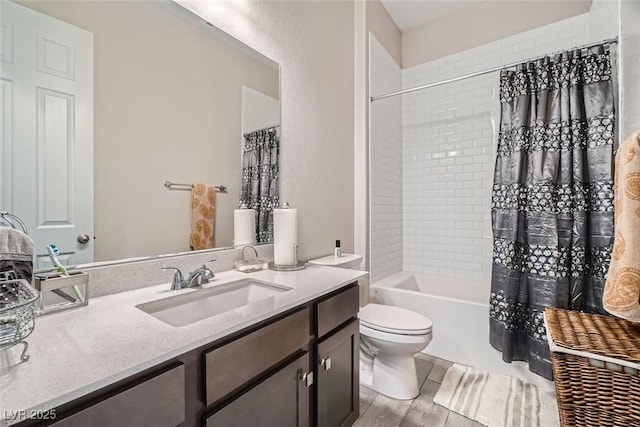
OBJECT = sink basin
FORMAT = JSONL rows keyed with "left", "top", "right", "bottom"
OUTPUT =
{"left": 136, "top": 279, "right": 292, "bottom": 327}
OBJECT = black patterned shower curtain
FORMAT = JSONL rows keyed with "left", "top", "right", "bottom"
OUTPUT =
{"left": 489, "top": 44, "right": 616, "bottom": 379}
{"left": 240, "top": 128, "right": 280, "bottom": 243}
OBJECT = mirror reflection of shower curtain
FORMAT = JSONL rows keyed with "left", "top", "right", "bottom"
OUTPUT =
{"left": 240, "top": 128, "right": 279, "bottom": 243}
{"left": 489, "top": 43, "right": 616, "bottom": 379}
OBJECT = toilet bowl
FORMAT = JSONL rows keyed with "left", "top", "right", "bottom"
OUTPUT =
{"left": 359, "top": 303, "right": 432, "bottom": 399}
{"left": 308, "top": 254, "right": 434, "bottom": 400}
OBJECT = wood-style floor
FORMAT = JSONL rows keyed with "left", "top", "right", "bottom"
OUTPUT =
{"left": 355, "top": 354, "right": 484, "bottom": 427}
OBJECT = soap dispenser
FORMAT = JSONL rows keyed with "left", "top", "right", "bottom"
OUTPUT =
{"left": 334, "top": 240, "right": 342, "bottom": 257}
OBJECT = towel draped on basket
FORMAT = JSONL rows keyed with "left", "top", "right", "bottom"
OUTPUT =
{"left": 0, "top": 228, "right": 35, "bottom": 282}
{"left": 604, "top": 131, "right": 640, "bottom": 322}
{"left": 190, "top": 183, "right": 216, "bottom": 250}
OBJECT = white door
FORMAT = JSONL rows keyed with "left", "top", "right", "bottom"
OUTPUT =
{"left": 0, "top": 1, "right": 93, "bottom": 269}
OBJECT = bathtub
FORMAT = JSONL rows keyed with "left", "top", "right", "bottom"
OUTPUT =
{"left": 369, "top": 271, "right": 553, "bottom": 389}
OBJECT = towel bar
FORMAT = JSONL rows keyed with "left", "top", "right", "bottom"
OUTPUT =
{"left": 0, "top": 212, "right": 28, "bottom": 234}
{"left": 164, "top": 181, "right": 227, "bottom": 193}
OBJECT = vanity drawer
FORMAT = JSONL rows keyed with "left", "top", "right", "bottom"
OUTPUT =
{"left": 316, "top": 284, "right": 359, "bottom": 338}
{"left": 204, "top": 307, "right": 311, "bottom": 406}
{"left": 51, "top": 363, "right": 185, "bottom": 427}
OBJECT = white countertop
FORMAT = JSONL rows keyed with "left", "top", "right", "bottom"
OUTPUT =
{"left": 0, "top": 265, "right": 367, "bottom": 425}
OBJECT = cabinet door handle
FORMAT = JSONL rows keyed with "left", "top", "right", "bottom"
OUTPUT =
{"left": 321, "top": 357, "right": 332, "bottom": 371}
{"left": 299, "top": 371, "right": 313, "bottom": 387}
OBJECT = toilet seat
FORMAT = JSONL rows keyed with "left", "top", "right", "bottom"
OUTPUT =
{"left": 360, "top": 323, "right": 431, "bottom": 345}
{"left": 359, "top": 304, "right": 432, "bottom": 336}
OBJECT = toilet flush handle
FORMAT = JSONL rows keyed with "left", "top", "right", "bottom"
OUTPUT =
{"left": 321, "top": 357, "right": 332, "bottom": 371}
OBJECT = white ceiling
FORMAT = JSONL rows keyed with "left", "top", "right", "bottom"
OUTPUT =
{"left": 380, "top": 0, "right": 483, "bottom": 31}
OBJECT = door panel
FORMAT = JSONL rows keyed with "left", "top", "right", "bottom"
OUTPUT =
{"left": 0, "top": 1, "right": 93, "bottom": 267}
{"left": 37, "top": 33, "right": 75, "bottom": 80}
{"left": 37, "top": 88, "right": 73, "bottom": 225}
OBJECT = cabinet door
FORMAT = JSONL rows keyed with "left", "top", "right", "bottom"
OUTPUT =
{"left": 317, "top": 319, "right": 359, "bottom": 427}
{"left": 204, "top": 353, "right": 312, "bottom": 427}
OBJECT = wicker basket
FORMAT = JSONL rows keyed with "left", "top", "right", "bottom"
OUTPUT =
{"left": 0, "top": 277, "right": 39, "bottom": 361}
{"left": 544, "top": 308, "right": 640, "bottom": 427}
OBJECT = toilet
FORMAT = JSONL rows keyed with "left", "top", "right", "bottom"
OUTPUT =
{"left": 308, "top": 254, "right": 433, "bottom": 400}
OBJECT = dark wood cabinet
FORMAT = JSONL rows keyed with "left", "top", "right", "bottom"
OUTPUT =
{"left": 313, "top": 284, "right": 360, "bottom": 427}
{"left": 316, "top": 319, "right": 360, "bottom": 427}
{"left": 204, "top": 352, "right": 312, "bottom": 427}
{"left": 203, "top": 283, "right": 360, "bottom": 427}
{"left": 28, "top": 282, "right": 360, "bottom": 427}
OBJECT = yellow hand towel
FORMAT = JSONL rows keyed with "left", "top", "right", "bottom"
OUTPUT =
{"left": 189, "top": 183, "right": 216, "bottom": 250}
{"left": 604, "top": 131, "right": 640, "bottom": 322}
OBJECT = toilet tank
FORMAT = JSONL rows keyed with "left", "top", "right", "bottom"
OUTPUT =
{"left": 308, "top": 254, "right": 363, "bottom": 270}
{"left": 308, "top": 254, "right": 368, "bottom": 307}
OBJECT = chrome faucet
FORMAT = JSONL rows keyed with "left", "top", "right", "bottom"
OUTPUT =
{"left": 162, "top": 260, "right": 215, "bottom": 291}
{"left": 187, "top": 261, "right": 216, "bottom": 287}
{"left": 162, "top": 266, "right": 185, "bottom": 291}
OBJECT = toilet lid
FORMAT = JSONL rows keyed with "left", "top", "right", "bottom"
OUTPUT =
{"left": 359, "top": 304, "right": 432, "bottom": 335}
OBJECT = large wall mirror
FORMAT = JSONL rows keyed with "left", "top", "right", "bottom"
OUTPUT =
{"left": 0, "top": 0, "right": 280, "bottom": 269}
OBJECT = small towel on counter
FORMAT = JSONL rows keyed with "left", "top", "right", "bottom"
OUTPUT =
{"left": 604, "top": 131, "right": 640, "bottom": 322}
{"left": 0, "top": 228, "right": 35, "bottom": 282}
{"left": 189, "top": 183, "right": 216, "bottom": 250}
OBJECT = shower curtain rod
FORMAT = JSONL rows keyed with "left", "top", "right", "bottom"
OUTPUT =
{"left": 371, "top": 37, "right": 618, "bottom": 102}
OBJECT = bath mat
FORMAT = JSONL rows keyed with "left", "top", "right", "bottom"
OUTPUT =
{"left": 433, "top": 364, "right": 559, "bottom": 427}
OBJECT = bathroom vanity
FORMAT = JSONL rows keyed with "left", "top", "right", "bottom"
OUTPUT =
{"left": 204, "top": 284, "right": 359, "bottom": 427}
{"left": 1, "top": 266, "right": 365, "bottom": 427}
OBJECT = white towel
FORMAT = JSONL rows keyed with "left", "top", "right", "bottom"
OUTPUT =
{"left": 0, "top": 228, "right": 33, "bottom": 261}
{"left": 0, "top": 228, "right": 34, "bottom": 281}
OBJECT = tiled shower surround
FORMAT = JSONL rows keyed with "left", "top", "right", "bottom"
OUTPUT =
{"left": 369, "top": 3, "right": 618, "bottom": 288}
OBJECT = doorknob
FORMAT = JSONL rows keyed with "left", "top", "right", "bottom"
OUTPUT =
{"left": 77, "top": 234, "right": 91, "bottom": 244}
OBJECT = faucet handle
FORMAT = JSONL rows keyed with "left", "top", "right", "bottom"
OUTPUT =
{"left": 202, "top": 260, "right": 216, "bottom": 279}
{"left": 162, "top": 265, "right": 184, "bottom": 290}
{"left": 187, "top": 261, "right": 216, "bottom": 287}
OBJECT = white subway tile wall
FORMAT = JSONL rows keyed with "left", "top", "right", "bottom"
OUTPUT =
{"left": 370, "top": 34, "right": 403, "bottom": 284}
{"left": 399, "top": 8, "right": 618, "bottom": 289}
